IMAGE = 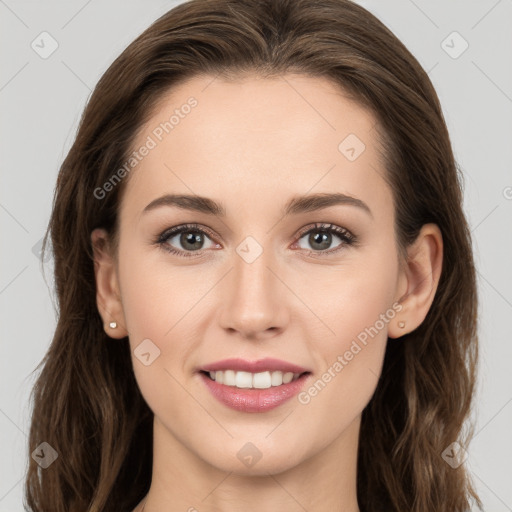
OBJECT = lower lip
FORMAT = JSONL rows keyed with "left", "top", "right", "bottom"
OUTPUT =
{"left": 199, "top": 372, "right": 311, "bottom": 413}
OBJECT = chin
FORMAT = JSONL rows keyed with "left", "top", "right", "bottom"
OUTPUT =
{"left": 201, "top": 440, "right": 306, "bottom": 477}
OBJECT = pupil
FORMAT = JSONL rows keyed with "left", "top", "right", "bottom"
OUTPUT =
{"left": 310, "top": 231, "right": 331, "bottom": 250}
{"left": 182, "top": 232, "right": 203, "bottom": 250}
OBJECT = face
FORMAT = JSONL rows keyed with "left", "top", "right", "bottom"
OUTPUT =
{"left": 98, "top": 73, "right": 410, "bottom": 476}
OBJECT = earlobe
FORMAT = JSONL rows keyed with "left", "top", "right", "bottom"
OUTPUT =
{"left": 389, "top": 223, "right": 443, "bottom": 339}
{"left": 91, "top": 228, "right": 128, "bottom": 339}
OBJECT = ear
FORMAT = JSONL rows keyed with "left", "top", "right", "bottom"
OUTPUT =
{"left": 388, "top": 223, "right": 443, "bottom": 339}
{"left": 91, "top": 228, "right": 128, "bottom": 339}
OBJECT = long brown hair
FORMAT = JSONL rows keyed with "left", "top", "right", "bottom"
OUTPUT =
{"left": 25, "top": 0, "right": 482, "bottom": 510}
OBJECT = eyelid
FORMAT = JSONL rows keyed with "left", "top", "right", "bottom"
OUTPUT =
{"left": 157, "top": 223, "right": 217, "bottom": 243}
{"left": 155, "top": 223, "right": 219, "bottom": 259}
{"left": 295, "top": 222, "right": 354, "bottom": 240}
{"left": 155, "top": 222, "right": 357, "bottom": 257}
{"left": 291, "top": 222, "right": 357, "bottom": 256}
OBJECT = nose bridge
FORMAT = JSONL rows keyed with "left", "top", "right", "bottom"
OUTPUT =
{"left": 220, "top": 235, "right": 286, "bottom": 337}
{"left": 234, "top": 243, "right": 274, "bottom": 300}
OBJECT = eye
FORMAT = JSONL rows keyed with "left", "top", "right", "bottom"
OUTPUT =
{"left": 155, "top": 222, "right": 357, "bottom": 259}
{"left": 294, "top": 223, "right": 356, "bottom": 255}
{"left": 156, "top": 223, "right": 218, "bottom": 258}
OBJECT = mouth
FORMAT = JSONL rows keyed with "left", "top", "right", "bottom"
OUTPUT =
{"left": 199, "top": 369, "right": 311, "bottom": 389}
{"left": 196, "top": 357, "right": 313, "bottom": 412}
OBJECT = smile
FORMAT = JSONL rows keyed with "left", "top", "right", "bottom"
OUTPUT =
{"left": 197, "top": 357, "right": 313, "bottom": 412}
{"left": 205, "top": 369, "right": 303, "bottom": 389}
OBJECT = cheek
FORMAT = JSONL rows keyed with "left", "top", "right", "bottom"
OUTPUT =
{"left": 116, "top": 245, "right": 186, "bottom": 388}
{"left": 117, "top": 242, "right": 190, "bottom": 338}
{"left": 117, "top": 259, "right": 195, "bottom": 420}
{"left": 301, "top": 244, "right": 399, "bottom": 406}
{"left": 313, "top": 240, "right": 399, "bottom": 341}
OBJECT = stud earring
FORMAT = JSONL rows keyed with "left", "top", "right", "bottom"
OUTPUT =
{"left": 109, "top": 321, "right": 117, "bottom": 329}
{"left": 398, "top": 321, "right": 405, "bottom": 329}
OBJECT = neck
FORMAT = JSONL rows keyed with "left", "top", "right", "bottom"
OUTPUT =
{"left": 136, "top": 415, "right": 362, "bottom": 512}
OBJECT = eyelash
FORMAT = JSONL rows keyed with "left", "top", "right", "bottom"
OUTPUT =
{"left": 155, "top": 222, "right": 357, "bottom": 258}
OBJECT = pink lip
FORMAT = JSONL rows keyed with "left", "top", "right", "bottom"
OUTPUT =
{"left": 199, "top": 372, "right": 312, "bottom": 413}
{"left": 199, "top": 357, "right": 310, "bottom": 374}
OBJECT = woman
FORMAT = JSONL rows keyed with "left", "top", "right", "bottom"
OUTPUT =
{"left": 25, "top": 0, "right": 482, "bottom": 510}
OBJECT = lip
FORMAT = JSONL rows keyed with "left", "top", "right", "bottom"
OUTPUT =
{"left": 199, "top": 357, "right": 311, "bottom": 374}
{"left": 199, "top": 371, "right": 312, "bottom": 413}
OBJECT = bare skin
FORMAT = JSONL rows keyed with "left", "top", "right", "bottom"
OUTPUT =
{"left": 91, "top": 73, "right": 442, "bottom": 512}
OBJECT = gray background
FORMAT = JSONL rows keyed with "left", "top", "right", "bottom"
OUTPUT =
{"left": 1, "top": 0, "right": 511, "bottom": 510}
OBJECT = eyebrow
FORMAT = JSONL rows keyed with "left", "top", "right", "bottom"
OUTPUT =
{"left": 142, "top": 192, "right": 373, "bottom": 218}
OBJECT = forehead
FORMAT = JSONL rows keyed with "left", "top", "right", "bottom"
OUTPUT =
{"left": 121, "top": 73, "right": 392, "bottom": 222}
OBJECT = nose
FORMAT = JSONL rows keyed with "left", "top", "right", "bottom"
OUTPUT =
{"left": 218, "top": 243, "right": 289, "bottom": 341}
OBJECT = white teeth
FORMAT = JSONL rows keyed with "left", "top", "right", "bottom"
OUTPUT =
{"left": 271, "top": 371, "right": 282, "bottom": 386}
{"left": 282, "top": 372, "right": 294, "bottom": 384}
{"left": 235, "top": 371, "right": 253, "bottom": 388}
{"left": 224, "top": 370, "right": 235, "bottom": 386}
{"left": 253, "top": 371, "right": 272, "bottom": 389}
{"left": 206, "top": 369, "right": 302, "bottom": 389}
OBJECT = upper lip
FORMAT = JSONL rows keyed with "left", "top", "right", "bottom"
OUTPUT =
{"left": 199, "top": 358, "right": 311, "bottom": 374}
